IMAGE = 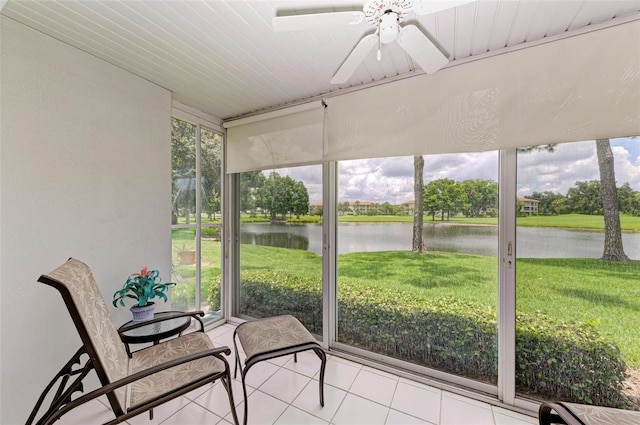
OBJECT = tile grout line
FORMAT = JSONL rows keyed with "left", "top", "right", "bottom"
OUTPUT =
{"left": 438, "top": 387, "right": 444, "bottom": 425}
{"left": 383, "top": 378, "right": 400, "bottom": 425}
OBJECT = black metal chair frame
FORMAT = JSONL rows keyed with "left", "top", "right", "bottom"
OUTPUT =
{"left": 538, "top": 402, "right": 584, "bottom": 425}
{"left": 27, "top": 258, "right": 240, "bottom": 425}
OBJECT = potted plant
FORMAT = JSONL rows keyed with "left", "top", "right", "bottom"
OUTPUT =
{"left": 174, "top": 242, "right": 196, "bottom": 265}
{"left": 112, "top": 266, "right": 176, "bottom": 322}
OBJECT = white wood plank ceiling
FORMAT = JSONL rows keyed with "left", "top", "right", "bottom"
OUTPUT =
{"left": 2, "top": 0, "right": 639, "bottom": 120}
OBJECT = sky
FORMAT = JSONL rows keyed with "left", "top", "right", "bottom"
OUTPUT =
{"left": 273, "top": 137, "right": 640, "bottom": 205}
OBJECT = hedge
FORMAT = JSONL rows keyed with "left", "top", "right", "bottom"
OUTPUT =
{"left": 236, "top": 269, "right": 630, "bottom": 408}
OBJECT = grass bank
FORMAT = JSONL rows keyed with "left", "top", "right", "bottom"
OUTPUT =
{"left": 234, "top": 244, "right": 640, "bottom": 367}
{"left": 173, "top": 227, "right": 640, "bottom": 366}
{"left": 315, "top": 213, "right": 640, "bottom": 231}
{"left": 180, "top": 213, "right": 640, "bottom": 231}
{"left": 516, "top": 213, "right": 640, "bottom": 232}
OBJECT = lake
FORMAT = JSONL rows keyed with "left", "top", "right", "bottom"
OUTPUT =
{"left": 240, "top": 222, "right": 640, "bottom": 259}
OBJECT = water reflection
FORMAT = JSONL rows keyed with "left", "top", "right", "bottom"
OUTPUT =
{"left": 240, "top": 222, "right": 639, "bottom": 259}
{"left": 241, "top": 229, "right": 309, "bottom": 251}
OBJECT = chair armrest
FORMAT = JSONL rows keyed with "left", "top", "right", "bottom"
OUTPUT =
{"left": 118, "top": 310, "right": 206, "bottom": 333}
{"left": 538, "top": 403, "right": 582, "bottom": 425}
{"left": 42, "top": 345, "right": 231, "bottom": 425}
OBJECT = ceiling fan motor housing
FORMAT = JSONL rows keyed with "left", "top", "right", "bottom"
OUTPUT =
{"left": 363, "top": 0, "right": 413, "bottom": 25}
{"left": 379, "top": 12, "right": 400, "bottom": 44}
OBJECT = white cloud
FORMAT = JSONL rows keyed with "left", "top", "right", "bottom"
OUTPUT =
{"left": 612, "top": 144, "right": 640, "bottom": 189}
{"left": 270, "top": 138, "right": 639, "bottom": 204}
{"left": 517, "top": 138, "right": 640, "bottom": 196}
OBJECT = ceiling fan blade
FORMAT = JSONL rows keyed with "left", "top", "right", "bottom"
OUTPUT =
{"left": 397, "top": 25, "right": 449, "bottom": 74}
{"left": 411, "top": 0, "right": 475, "bottom": 15}
{"left": 330, "top": 34, "right": 378, "bottom": 84}
{"left": 272, "top": 11, "right": 365, "bottom": 32}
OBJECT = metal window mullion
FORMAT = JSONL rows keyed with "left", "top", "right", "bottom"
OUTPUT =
{"left": 226, "top": 173, "right": 240, "bottom": 319}
{"left": 195, "top": 124, "right": 202, "bottom": 310}
{"left": 219, "top": 129, "right": 230, "bottom": 321}
{"left": 498, "top": 149, "right": 517, "bottom": 405}
{"left": 322, "top": 161, "right": 338, "bottom": 349}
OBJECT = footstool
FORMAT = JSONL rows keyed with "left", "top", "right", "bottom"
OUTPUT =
{"left": 233, "top": 315, "right": 326, "bottom": 425}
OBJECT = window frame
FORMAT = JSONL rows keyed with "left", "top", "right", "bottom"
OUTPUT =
{"left": 171, "top": 107, "right": 227, "bottom": 326}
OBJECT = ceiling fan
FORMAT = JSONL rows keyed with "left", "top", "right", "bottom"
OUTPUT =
{"left": 272, "top": 0, "right": 471, "bottom": 84}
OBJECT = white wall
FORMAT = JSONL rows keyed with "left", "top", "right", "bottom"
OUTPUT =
{"left": 0, "top": 17, "right": 172, "bottom": 424}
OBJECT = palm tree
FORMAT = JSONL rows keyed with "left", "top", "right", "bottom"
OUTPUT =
{"left": 412, "top": 155, "right": 427, "bottom": 252}
{"left": 596, "top": 139, "right": 629, "bottom": 261}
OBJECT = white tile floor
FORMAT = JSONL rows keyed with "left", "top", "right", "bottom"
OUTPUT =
{"left": 59, "top": 324, "right": 538, "bottom": 425}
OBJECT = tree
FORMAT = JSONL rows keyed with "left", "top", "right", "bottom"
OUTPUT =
{"left": 565, "top": 180, "right": 602, "bottom": 214}
{"left": 617, "top": 182, "right": 640, "bottom": 216}
{"left": 424, "top": 178, "right": 467, "bottom": 221}
{"left": 171, "top": 118, "right": 196, "bottom": 224}
{"left": 412, "top": 155, "right": 427, "bottom": 252}
{"left": 240, "top": 171, "right": 265, "bottom": 215}
{"left": 290, "top": 180, "right": 309, "bottom": 218}
{"left": 353, "top": 200, "right": 361, "bottom": 215}
{"left": 337, "top": 201, "right": 351, "bottom": 215}
{"left": 529, "top": 191, "right": 565, "bottom": 215}
{"left": 380, "top": 202, "right": 394, "bottom": 215}
{"left": 258, "top": 172, "right": 310, "bottom": 221}
{"left": 596, "top": 139, "right": 629, "bottom": 261}
{"left": 461, "top": 179, "right": 498, "bottom": 217}
{"left": 201, "top": 130, "right": 222, "bottom": 220}
{"left": 551, "top": 197, "right": 570, "bottom": 215}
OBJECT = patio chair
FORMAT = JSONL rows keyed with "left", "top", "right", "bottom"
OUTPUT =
{"left": 538, "top": 401, "right": 640, "bottom": 425}
{"left": 26, "top": 258, "right": 239, "bottom": 425}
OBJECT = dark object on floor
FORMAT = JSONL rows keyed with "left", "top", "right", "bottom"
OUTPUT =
{"left": 538, "top": 401, "right": 640, "bottom": 425}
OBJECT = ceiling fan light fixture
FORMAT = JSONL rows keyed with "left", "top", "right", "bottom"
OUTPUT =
{"left": 379, "top": 11, "right": 399, "bottom": 44}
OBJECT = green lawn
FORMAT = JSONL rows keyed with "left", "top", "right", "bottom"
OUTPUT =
{"left": 174, "top": 218, "right": 640, "bottom": 368}
{"left": 233, "top": 243, "right": 640, "bottom": 367}
{"left": 517, "top": 213, "right": 640, "bottom": 232}
{"left": 182, "top": 212, "right": 640, "bottom": 231}
{"left": 516, "top": 257, "right": 640, "bottom": 365}
{"left": 335, "top": 213, "right": 640, "bottom": 231}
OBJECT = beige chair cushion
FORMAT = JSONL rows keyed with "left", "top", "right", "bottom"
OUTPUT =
{"left": 236, "top": 315, "right": 317, "bottom": 360}
{"left": 47, "top": 258, "right": 129, "bottom": 410}
{"left": 561, "top": 402, "right": 640, "bottom": 425}
{"left": 130, "top": 332, "right": 225, "bottom": 408}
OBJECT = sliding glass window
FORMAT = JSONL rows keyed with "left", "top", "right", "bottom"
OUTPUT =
{"left": 336, "top": 153, "right": 500, "bottom": 388}
{"left": 237, "top": 165, "right": 323, "bottom": 338}
{"left": 515, "top": 138, "right": 640, "bottom": 410}
{"left": 171, "top": 117, "right": 225, "bottom": 322}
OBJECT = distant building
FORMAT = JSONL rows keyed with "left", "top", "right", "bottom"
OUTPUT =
{"left": 309, "top": 202, "right": 323, "bottom": 215}
{"left": 518, "top": 197, "right": 539, "bottom": 216}
{"left": 402, "top": 200, "right": 415, "bottom": 216}
{"left": 347, "top": 201, "right": 375, "bottom": 215}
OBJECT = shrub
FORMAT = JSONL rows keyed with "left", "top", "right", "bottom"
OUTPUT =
{"left": 232, "top": 269, "right": 630, "bottom": 408}
{"left": 240, "top": 270, "right": 322, "bottom": 332}
{"left": 516, "top": 311, "right": 628, "bottom": 407}
{"left": 174, "top": 269, "right": 223, "bottom": 312}
{"left": 171, "top": 278, "right": 195, "bottom": 311}
{"left": 202, "top": 227, "right": 220, "bottom": 239}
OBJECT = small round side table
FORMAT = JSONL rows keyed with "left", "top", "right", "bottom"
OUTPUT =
{"left": 118, "top": 311, "right": 192, "bottom": 357}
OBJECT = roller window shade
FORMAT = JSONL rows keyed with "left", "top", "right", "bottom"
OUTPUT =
{"left": 224, "top": 21, "right": 639, "bottom": 173}
{"left": 225, "top": 102, "right": 324, "bottom": 173}
{"left": 324, "top": 20, "right": 640, "bottom": 162}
